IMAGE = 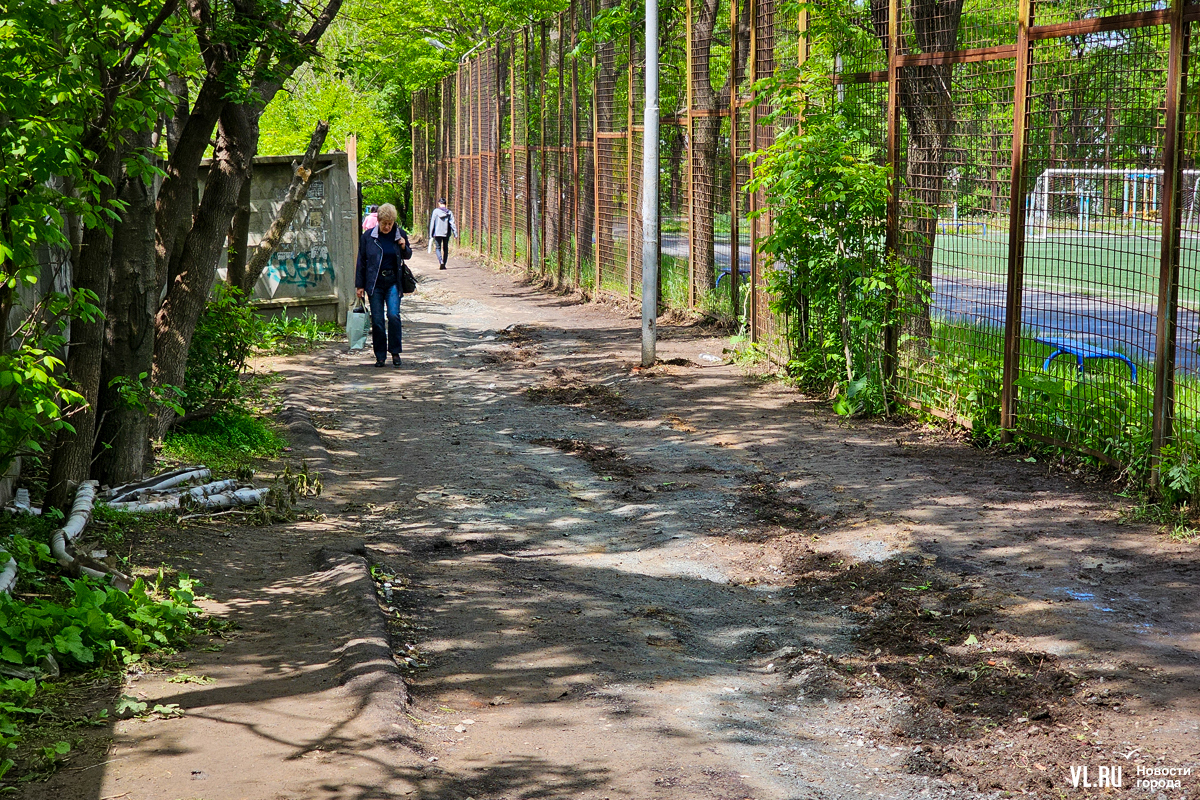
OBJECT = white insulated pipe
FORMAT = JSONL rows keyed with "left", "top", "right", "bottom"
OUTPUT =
{"left": 196, "top": 487, "right": 270, "bottom": 510}
{"left": 50, "top": 481, "right": 99, "bottom": 568}
{"left": 105, "top": 465, "right": 204, "bottom": 498}
{"left": 109, "top": 468, "right": 212, "bottom": 504}
{"left": 105, "top": 484, "right": 268, "bottom": 513}
{"left": 0, "top": 557, "right": 17, "bottom": 595}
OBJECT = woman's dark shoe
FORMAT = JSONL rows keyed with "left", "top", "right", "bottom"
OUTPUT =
{"left": 392, "top": 353, "right": 402, "bottom": 367}
{"left": 375, "top": 358, "right": 386, "bottom": 368}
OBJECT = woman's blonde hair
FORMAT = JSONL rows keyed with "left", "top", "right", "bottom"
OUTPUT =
{"left": 377, "top": 203, "right": 398, "bottom": 223}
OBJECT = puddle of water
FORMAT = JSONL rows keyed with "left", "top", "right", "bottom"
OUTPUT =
{"left": 341, "top": 382, "right": 380, "bottom": 391}
{"left": 1054, "top": 587, "right": 1096, "bottom": 601}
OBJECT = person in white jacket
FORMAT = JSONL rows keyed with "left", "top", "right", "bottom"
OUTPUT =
{"left": 428, "top": 199, "right": 458, "bottom": 270}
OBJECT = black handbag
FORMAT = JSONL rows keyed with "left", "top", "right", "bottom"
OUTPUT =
{"left": 400, "top": 262, "right": 417, "bottom": 294}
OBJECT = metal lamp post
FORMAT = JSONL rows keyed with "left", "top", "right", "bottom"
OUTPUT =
{"left": 640, "top": 0, "right": 660, "bottom": 367}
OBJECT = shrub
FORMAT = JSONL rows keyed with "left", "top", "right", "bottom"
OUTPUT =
{"left": 183, "top": 284, "right": 262, "bottom": 413}
{"left": 750, "top": 72, "right": 927, "bottom": 416}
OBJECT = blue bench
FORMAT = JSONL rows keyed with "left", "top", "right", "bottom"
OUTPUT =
{"left": 715, "top": 267, "right": 750, "bottom": 288}
{"left": 1035, "top": 336, "right": 1137, "bottom": 383}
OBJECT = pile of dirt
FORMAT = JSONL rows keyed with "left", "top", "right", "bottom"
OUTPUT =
{"left": 734, "top": 482, "right": 815, "bottom": 538}
{"left": 495, "top": 323, "right": 542, "bottom": 343}
{"left": 531, "top": 438, "right": 651, "bottom": 479}
{"left": 525, "top": 370, "right": 644, "bottom": 419}
{"left": 777, "top": 548, "right": 1108, "bottom": 795}
{"left": 479, "top": 346, "right": 537, "bottom": 365}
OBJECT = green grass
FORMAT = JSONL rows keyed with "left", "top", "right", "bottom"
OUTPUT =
{"left": 891, "top": 317, "right": 1200, "bottom": 482}
{"left": 932, "top": 228, "right": 1200, "bottom": 301}
{"left": 259, "top": 311, "right": 342, "bottom": 355}
{"left": 162, "top": 410, "right": 286, "bottom": 476}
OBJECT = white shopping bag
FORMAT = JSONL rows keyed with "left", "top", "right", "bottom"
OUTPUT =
{"left": 347, "top": 299, "right": 370, "bottom": 351}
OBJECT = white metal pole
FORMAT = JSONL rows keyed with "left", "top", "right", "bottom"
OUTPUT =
{"left": 641, "top": 0, "right": 660, "bottom": 367}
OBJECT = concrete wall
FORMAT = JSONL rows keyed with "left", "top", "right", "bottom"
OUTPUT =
{"left": 205, "top": 151, "right": 358, "bottom": 324}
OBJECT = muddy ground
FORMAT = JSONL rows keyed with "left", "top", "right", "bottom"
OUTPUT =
{"left": 26, "top": 249, "right": 1200, "bottom": 800}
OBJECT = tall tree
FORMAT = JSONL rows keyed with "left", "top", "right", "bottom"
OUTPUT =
{"left": 40, "top": 0, "right": 181, "bottom": 509}
{"left": 150, "top": 0, "right": 346, "bottom": 438}
{"left": 691, "top": 0, "right": 751, "bottom": 292}
{"left": 866, "top": 0, "right": 963, "bottom": 338}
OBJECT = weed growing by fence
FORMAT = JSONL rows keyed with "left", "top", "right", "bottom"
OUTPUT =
{"left": 260, "top": 310, "right": 342, "bottom": 354}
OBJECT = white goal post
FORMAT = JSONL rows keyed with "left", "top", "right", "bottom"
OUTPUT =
{"left": 1028, "top": 168, "right": 1200, "bottom": 239}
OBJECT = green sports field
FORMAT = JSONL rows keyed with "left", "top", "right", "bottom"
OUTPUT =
{"left": 930, "top": 227, "right": 1200, "bottom": 302}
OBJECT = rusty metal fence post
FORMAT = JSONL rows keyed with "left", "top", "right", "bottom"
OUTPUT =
{"left": 999, "top": 0, "right": 1033, "bottom": 443}
{"left": 1152, "top": 0, "right": 1189, "bottom": 482}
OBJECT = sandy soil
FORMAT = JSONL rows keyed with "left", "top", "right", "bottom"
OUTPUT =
{"left": 26, "top": 249, "right": 1200, "bottom": 800}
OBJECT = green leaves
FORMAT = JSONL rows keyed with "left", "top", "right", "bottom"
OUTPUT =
{"left": 751, "top": 65, "right": 923, "bottom": 416}
{"left": 0, "top": 574, "right": 202, "bottom": 671}
{"left": 179, "top": 283, "right": 261, "bottom": 414}
{"left": 0, "top": 563, "right": 202, "bottom": 772}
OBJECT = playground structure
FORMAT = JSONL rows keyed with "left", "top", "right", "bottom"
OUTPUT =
{"left": 413, "top": 0, "right": 1200, "bottom": 477}
{"left": 1027, "top": 168, "right": 1200, "bottom": 238}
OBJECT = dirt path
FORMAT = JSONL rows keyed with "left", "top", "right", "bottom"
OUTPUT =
{"left": 32, "top": 250, "right": 1200, "bottom": 800}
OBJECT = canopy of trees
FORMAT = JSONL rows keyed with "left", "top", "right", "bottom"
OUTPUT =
{"left": 0, "top": 0, "right": 590, "bottom": 509}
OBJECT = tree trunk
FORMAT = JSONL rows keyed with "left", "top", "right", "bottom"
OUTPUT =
{"left": 149, "top": 0, "right": 346, "bottom": 437}
{"left": 152, "top": 103, "right": 254, "bottom": 439}
{"left": 578, "top": 151, "right": 595, "bottom": 273}
{"left": 46, "top": 145, "right": 122, "bottom": 511}
{"left": 689, "top": 0, "right": 750, "bottom": 297}
{"left": 691, "top": 115, "right": 721, "bottom": 289}
{"left": 239, "top": 121, "right": 330, "bottom": 294}
{"left": 899, "top": 63, "right": 955, "bottom": 339}
{"left": 225, "top": 167, "right": 254, "bottom": 294}
{"left": 155, "top": 75, "right": 229, "bottom": 295}
{"left": 95, "top": 129, "right": 159, "bottom": 485}
{"left": 870, "top": 0, "right": 964, "bottom": 339}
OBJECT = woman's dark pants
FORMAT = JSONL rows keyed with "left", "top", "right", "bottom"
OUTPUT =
{"left": 368, "top": 277, "right": 402, "bottom": 359}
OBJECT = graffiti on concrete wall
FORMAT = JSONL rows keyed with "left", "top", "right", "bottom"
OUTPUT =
{"left": 260, "top": 180, "right": 337, "bottom": 297}
{"left": 268, "top": 246, "right": 334, "bottom": 290}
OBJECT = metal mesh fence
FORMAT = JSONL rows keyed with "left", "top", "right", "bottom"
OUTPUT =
{"left": 407, "top": 0, "right": 1200, "bottom": 479}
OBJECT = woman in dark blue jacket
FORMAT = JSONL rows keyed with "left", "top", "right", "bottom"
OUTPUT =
{"left": 355, "top": 203, "right": 413, "bottom": 367}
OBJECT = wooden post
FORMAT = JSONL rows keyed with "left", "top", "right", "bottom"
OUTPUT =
{"left": 539, "top": 22, "right": 548, "bottom": 275}
{"left": 525, "top": 27, "right": 534, "bottom": 273}
{"left": 511, "top": 34, "right": 519, "bottom": 267}
{"left": 475, "top": 57, "right": 483, "bottom": 255}
{"left": 558, "top": 12, "right": 567, "bottom": 280}
{"left": 458, "top": 68, "right": 464, "bottom": 245}
{"left": 493, "top": 47, "right": 500, "bottom": 263}
{"left": 492, "top": 47, "right": 500, "bottom": 263}
{"left": 1000, "top": 0, "right": 1034, "bottom": 442}
{"left": 747, "top": 0, "right": 758, "bottom": 340}
{"left": 686, "top": 0, "right": 694, "bottom": 307}
{"left": 592, "top": 0, "right": 602, "bottom": 295}
{"left": 1152, "top": 0, "right": 1188, "bottom": 483}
